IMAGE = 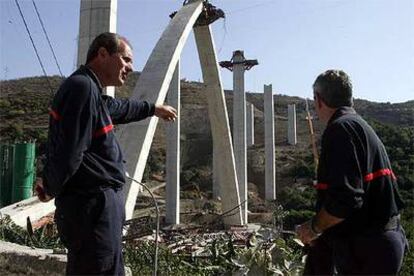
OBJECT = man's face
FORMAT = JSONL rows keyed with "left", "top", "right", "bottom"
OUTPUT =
{"left": 104, "top": 40, "right": 133, "bottom": 86}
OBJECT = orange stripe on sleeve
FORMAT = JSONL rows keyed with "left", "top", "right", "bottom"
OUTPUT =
{"left": 364, "top": 168, "right": 396, "bottom": 182}
{"left": 49, "top": 108, "right": 62, "bottom": 121}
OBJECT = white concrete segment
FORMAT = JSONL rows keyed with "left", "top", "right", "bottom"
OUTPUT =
{"left": 117, "top": 1, "right": 204, "bottom": 221}
{"left": 166, "top": 62, "right": 180, "bottom": 225}
{"left": 288, "top": 104, "right": 297, "bottom": 145}
{"left": 193, "top": 25, "right": 243, "bottom": 225}
{"left": 212, "top": 146, "right": 220, "bottom": 199}
{"left": 77, "top": 0, "right": 117, "bottom": 97}
{"left": 232, "top": 51, "right": 248, "bottom": 224}
{"left": 0, "top": 197, "right": 55, "bottom": 229}
{"left": 246, "top": 102, "right": 255, "bottom": 146}
{"left": 264, "top": 84, "right": 276, "bottom": 200}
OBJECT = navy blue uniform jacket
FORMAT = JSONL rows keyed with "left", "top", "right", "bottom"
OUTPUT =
{"left": 43, "top": 66, "right": 155, "bottom": 197}
{"left": 315, "top": 107, "right": 404, "bottom": 237}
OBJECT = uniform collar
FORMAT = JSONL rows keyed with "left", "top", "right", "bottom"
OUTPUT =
{"left": 80, "top": 65, "right": 104, "bottom": 91}
{"left": 327, "top": 106, "right": 356, "bottom": 126}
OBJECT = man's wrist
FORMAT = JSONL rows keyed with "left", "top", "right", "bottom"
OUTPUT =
{"left": 149, "top": 103, "right": 156, "bottom": 116}
{"left": 310, "top": 216, "right": 322, "bottom": 236}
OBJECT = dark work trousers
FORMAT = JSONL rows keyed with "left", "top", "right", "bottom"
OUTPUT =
{"left": 333, "top": 225, "right": 408, "bottom": 275}
{"left": 55, "top": 187, "right": 125, "bottom": 276}
{"left": 303, "top": 236, "right": 334, "bottom": 275}
{"left": 304, "top": 226, "right": 408, "bottom": 275}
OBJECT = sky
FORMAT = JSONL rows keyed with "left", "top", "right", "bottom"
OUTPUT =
{"left": 0, "top": 0, "right": 413, "bottom": 103}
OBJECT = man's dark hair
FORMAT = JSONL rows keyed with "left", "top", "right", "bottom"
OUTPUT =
{"left": 313, "top": 70, "right": 353, "bottom": 108}
{"left": 85, "top": 32, "right": 132, "bottom": 64}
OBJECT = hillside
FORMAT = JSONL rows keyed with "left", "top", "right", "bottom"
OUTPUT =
{"left": 1, "top": 73, "right": 412, "bottom": 195}
{"left": 1, "top": 73, "right": 413, "bottom": 275}
{"left": 1, "top": 72, "right": 412, "bottom": 213}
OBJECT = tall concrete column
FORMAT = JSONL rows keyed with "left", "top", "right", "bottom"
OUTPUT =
{"left": 232, "top": 51, "right": 247, "bottom": 223}
{"left": 166, "top": 62, "right": 180, "bottom": 225}
{"left": 264, "top": 84, "right": 276, "bottom": 200}
{"left": 77, "top": 0, "right": 117, "bottom": 97}
{"left": 246, "top": 102, "right": 255, "bottom": 146}
{"left": 219, "top": 51, "right": 258, "bottom": 224}
{"left": 287, "top": 104, "right": 297, "bottom": 145}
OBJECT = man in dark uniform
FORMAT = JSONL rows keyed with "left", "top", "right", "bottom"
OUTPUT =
{"left": 35, "top": 32, "right": 177, "bottom": 275}
{"left": 296, "top": 70, "right": 408, "bottom": 275}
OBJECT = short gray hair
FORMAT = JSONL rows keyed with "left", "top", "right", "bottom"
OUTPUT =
{"left": 313, "top": 70, "right": 353, "bottom": 108}
{"left": 86, "top": 32, "right": 132, "bottom": 64}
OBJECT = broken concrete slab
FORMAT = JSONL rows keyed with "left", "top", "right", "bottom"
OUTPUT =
{"left": 0, "top": 197, "right": 55, "bottom": 229}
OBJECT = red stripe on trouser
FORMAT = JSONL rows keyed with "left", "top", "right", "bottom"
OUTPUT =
{"left": 315, "top": 168, "right": 396, "bottom": 190}
{"left": 94, "top": 124, "right": 114, "bottom": 138}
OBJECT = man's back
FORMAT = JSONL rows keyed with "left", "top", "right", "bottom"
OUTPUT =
{"left": 317, "top": 107, "right": 404, "bottom": 236}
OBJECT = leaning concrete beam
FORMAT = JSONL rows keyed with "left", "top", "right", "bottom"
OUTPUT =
{"left": 77, "top": 0, "right": 117, "bottom": 97}
{"left": 166, "top": 62, "right": 180, "bottom": 225}
{"left": 0, "top": 197, "right": 55, "bottom": 229}
{"left": 117, "top": 1, "right": 204, "bottom": 220}
{"left": 194, "top": 25, "right": 243, "bottom": 226}
{"left": 264, "top": 84, "right": 276, "bottom": 200}
{"left": 212, "top": 147, "right": 220, "bottom": 199}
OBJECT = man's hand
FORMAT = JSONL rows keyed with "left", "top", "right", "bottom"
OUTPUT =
{"left": 296, "top": 208, "right": 344, "bottom": 245}
{"left": 35, "top": 178, "right": 53, "bottom": 202}
{"left": 154, "top": 104, "right": 177, "bottom": 122}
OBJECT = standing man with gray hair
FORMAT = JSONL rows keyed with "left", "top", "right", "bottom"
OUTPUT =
{"left": 296, "top": 70, "right": 408, "bottom": 274}
{"left": 36, "top": 32, "right": 177, "bottom": 275}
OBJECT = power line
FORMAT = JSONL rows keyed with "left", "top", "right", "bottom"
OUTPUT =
{"left": 31, "top": 0, "right": 64, "bottom": 78}
{"left": 14, "top": 0, "right": 54, "bottom": 95}
{"left": 225, "top": 1, "right": 276, "bottom": 15}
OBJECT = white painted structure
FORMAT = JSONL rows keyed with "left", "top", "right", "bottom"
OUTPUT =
{"left": 246, "top": 102, "right": 255, "bottom": 146}
{"left": 288, "top": 104, "right": 297, "bottom": 145}
{"left": 264, "top": 85, "right": 276, "bottom": 200}
{"left": 77, "top": 0, "right": 117, "bottom": 97}
{"left": 166, "top": 62, "right": 180, "bottom": 225}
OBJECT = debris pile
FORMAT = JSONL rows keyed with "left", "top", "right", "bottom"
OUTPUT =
{"left": 124, "top": 221, "right": 305, "bottom": 275}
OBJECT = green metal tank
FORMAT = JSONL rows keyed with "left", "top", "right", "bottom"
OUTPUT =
{"left": 0, "top": 144, "right": 14, "bottom": 207}
{"left": 11, "top": 142, "right": 36, "bottom": 202}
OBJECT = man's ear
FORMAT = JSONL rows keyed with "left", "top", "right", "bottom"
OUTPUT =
{"left": 316, "top": 94, "right": 324, "bottom": 109}
{"left": 97, "top": 47, "right": 108, "bottom": 59}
